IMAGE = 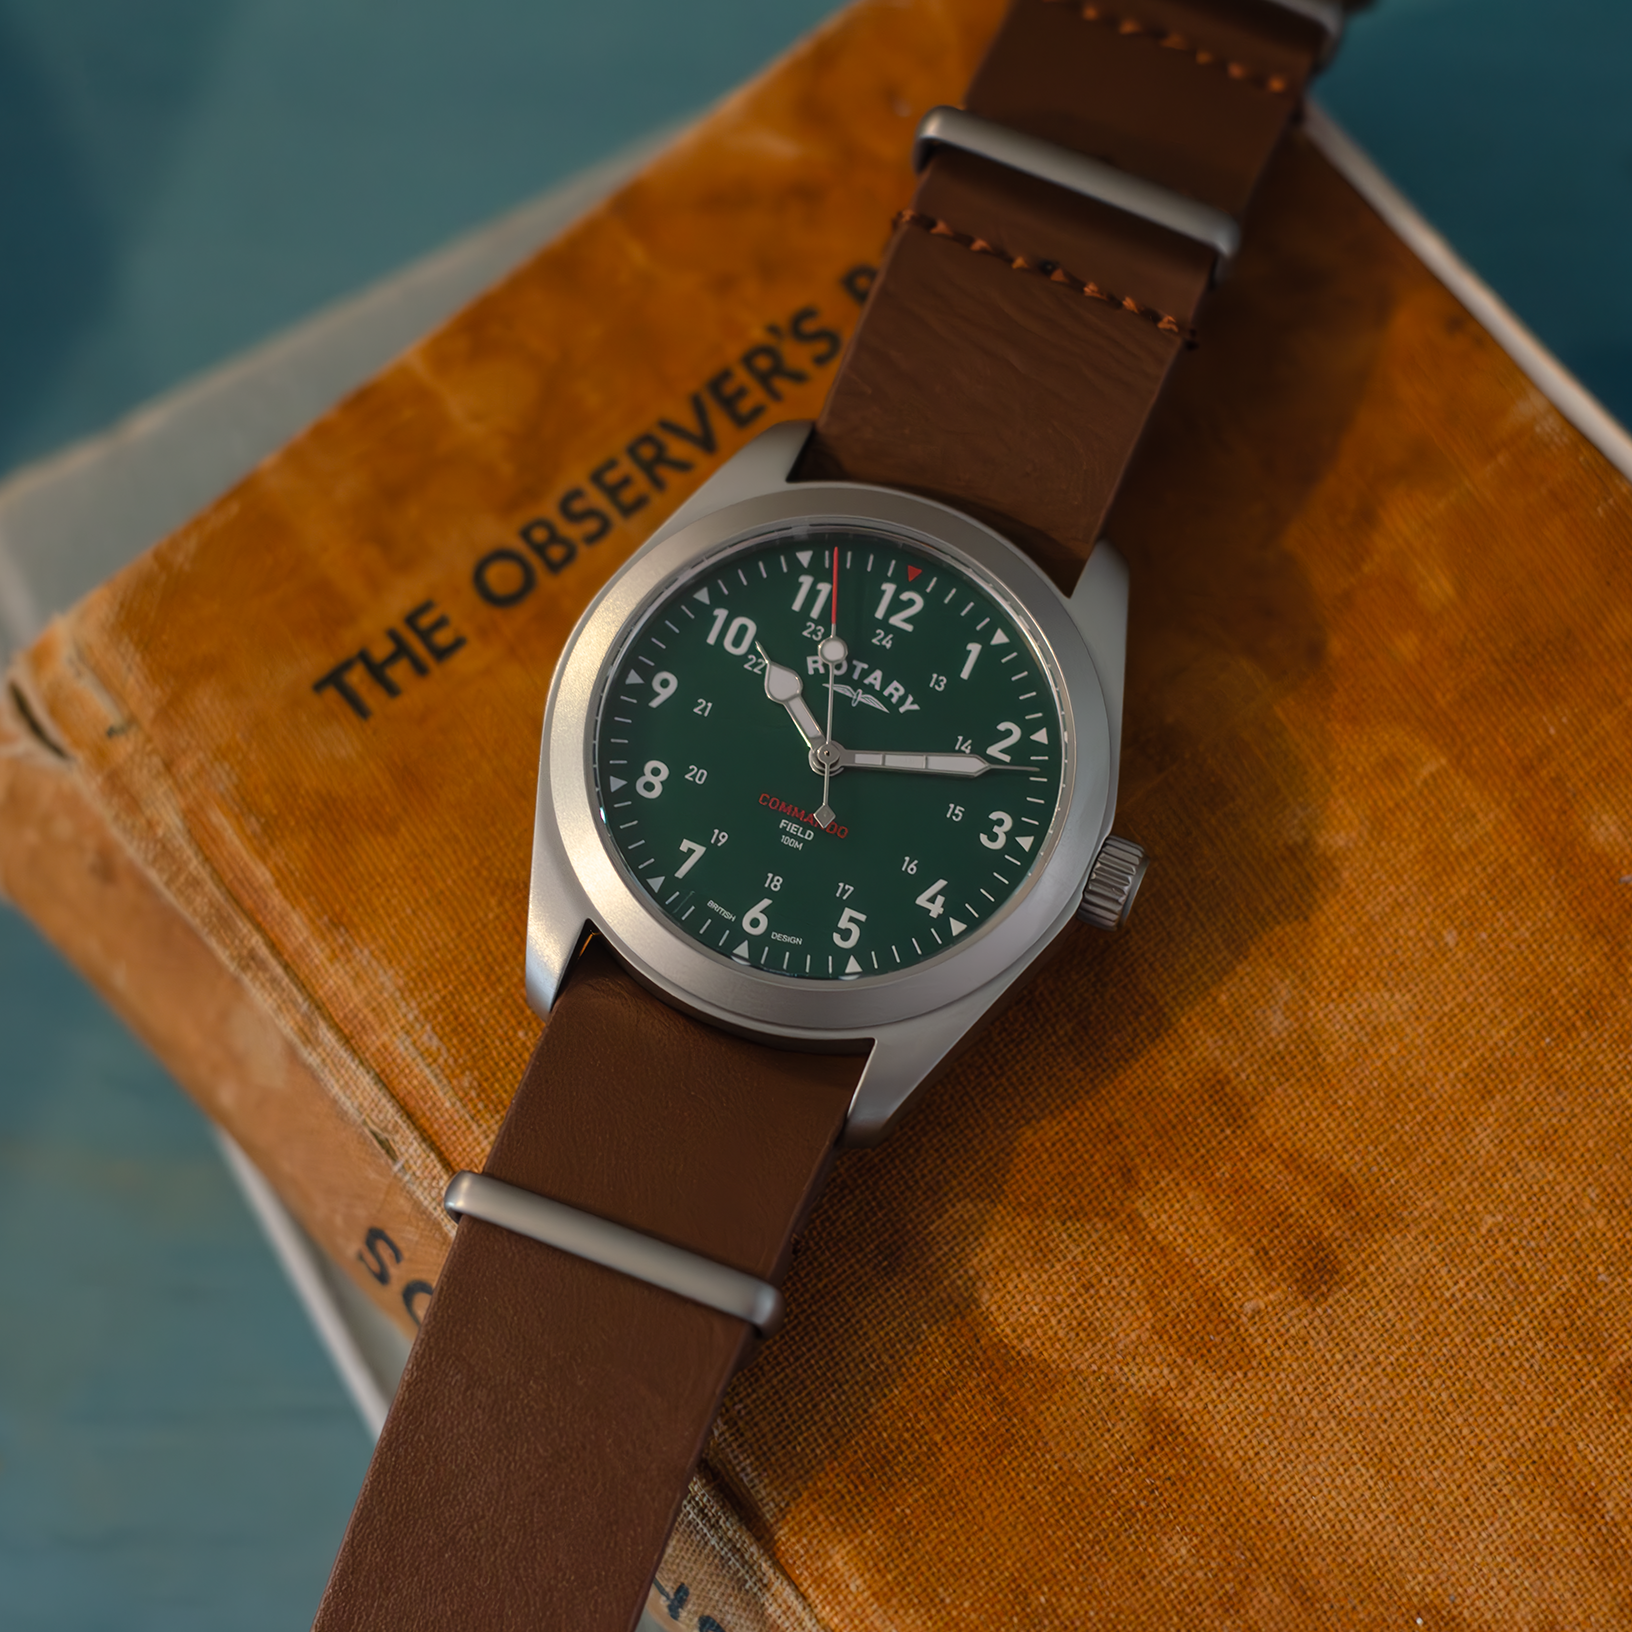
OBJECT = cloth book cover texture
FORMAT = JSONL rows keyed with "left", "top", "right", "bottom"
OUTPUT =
{"left": 4, "top": 0, "right": 1632, "bottom": 1625}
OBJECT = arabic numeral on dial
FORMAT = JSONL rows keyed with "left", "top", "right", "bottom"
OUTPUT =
{"left": 984, "top": 721, "right": 1021, "bottom": 762}
{"left": 960, "top": 642, "right": 981, "bottom": 680}
{"left": 946, "top": 803, "right": 964, "bottom": 822}
{"left": 711, "top": 829, "right": 729, "bottom": 845}
{"left": 765, "top": 873, "right": 783, "bottom": 891}
{"left": 872, "top": 581, "right": 922, "bottom": 630}
{"left": 792, "top": 575, "right": 830, "bottom": 620}
{"left": 833, "top": 906, "right": 867, "bottom": 948}
{"left": 930, "top": 673, "right": 947, "bottom": 691}
{"left": 871, "top": 629, "right": 893, "bottom": 648}
{"left": 721, "top": 616, "right": 757, "bottom": 655}
{"left": 636, "top": 760, "right": 669, "bottom": 798}
{"left": 915, "top": 878, "right": 948, "bottom": 918}
{"left": 704, "top": 608, "right": 760, "bottom": 657}
{"left": 901, "top": 855, "right": 918, "bottom": 875}
{"left": 980, "top": 811, "right": 1014, "bottom": 850}
{"left": 801, "top": 620, "right": 825, "bottom": 640}
{"left": 649, "top": 671, "right": 677, "bottom": 706}
{"left": 955, "top": 736, "right": 973, "bottom": 753}
{"left": 684, "top": 764, "right": 707, "bottom": 784}
{"left": 835, "top": 881, "right": 854, "bottom": 899}
{"left": 676, "top": 839, "right": 706, "bottom": 877}
{"left": 692, "top": 697, "right": 713, "bottom": 716}
{"left": 743, "top": 898, "right": 772, "bottom": 936}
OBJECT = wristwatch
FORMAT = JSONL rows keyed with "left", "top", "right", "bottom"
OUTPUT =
{"left": 312, "top": 2, "right": 1342, "bottom": 1627}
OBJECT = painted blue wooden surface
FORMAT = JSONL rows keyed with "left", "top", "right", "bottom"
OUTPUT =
{"left": 0, "top": 1, "right": 1626, "bottom": 1627}
{"left": 0, "top": 0, "right": 839, "bottom": 481}
{"left": 0, "top": 909, "right": 368, "bottom": 1630}
{"left": 1322, "top": 0, "right": 1632, "bottom": 428}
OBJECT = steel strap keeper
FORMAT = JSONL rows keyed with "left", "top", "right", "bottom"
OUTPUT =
{"left": 911, "top": 106, "right": 1243, "bottom": 274}
{"left": 443, "top": 1170, "right": 787, "bottom": 1336}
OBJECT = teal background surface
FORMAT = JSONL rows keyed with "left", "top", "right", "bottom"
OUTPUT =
{"left": 1, "top": 1, "right": 1626, "bottom": 1626}
{"left": 0, "top": 916, "right": 363, "bottom": 1628}
{"left": 1319, "top": 0, "right": 1632, "bottom": 432}
{"left": 0, "top": 0, "right": 836, "bottom": 478}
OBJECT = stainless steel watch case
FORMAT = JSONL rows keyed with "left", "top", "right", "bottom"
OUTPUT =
{"left": 525, "top": 422, "right": 1129, "bottom": 1143}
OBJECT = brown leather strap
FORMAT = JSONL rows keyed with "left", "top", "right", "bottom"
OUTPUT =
{"left": 800, "top": 0, "right": 1327, "bottom": 589}
{"left": 316, "top": 9, "right": 1334, "bottom": 1626}
{"left": 312, "top": 941, "right": 862, "bottom": 1632}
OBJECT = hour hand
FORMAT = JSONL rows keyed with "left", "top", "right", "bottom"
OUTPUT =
{"left": 755, "top": 643, "right": 827, "bottom": 749}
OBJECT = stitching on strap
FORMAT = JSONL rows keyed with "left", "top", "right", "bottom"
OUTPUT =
{"left": 894, "top": 209, "right": 1196, "bottom": 343}
{"left": 1042, "top": 0, "right": 1297, "bottom": 97}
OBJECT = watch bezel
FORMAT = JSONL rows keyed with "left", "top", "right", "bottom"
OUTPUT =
{"left": 531, "top": 480, "right": 1112, "bottom": 1043}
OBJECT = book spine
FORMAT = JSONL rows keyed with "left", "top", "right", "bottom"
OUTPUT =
{"left": 0, "top": 683, "right": 447, "bottom": 1336}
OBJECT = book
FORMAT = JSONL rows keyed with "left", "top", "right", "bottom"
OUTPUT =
{"left": 6, "top": 0, "right": 1632, "bottom": 1624}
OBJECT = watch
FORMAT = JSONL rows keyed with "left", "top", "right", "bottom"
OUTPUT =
{"left": 311, "top": 2, "right": 1342, "bottom": 1627}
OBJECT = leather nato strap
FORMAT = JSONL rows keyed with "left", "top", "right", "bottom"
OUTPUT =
{"left": 312, "top": 941, "right": 861, "bottom": 1632}
{"left": 315, "top": 5, "right": 1331, "bottom": 1629}
{"left": 800, "top": 0, "right": 1331, "bottom": 591}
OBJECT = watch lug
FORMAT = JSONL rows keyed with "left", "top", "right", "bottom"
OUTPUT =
{"left": 644, "top": 420, "right": 814, "bottom": 546}
{"left": 842, "top": 903, "right": 1076, "bottom": 1145}
{"left": 525, "top": 830, "right": 592, "bottom": 1016}
{"left": 841, "top": 1009, "right": 969, "bottom": 1147}
{"left": 1068, "top": 540, "right": 1129, "bottom": 840}
{"left": 524, "top": 918, "right": 582, "bottom": 1017}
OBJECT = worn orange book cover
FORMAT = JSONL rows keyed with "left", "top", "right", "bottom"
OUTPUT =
{"left": 5, "top": 0, "right": 1632, "bottom": 1623}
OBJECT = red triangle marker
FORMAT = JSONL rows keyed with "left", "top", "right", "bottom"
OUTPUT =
{"left": 906, "top": 565, "right": 922, "bottom": 581}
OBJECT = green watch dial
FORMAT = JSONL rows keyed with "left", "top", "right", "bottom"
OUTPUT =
{"left": 592, "top": 525, "right": 1068, "bottom": 981}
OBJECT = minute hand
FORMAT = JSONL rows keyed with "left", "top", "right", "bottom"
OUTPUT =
{"left": 834, "top": 747, "right": 1020, "bottom": 777}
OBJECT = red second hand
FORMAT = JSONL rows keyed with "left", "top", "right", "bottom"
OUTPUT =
{"left": 815, "top": 545, "right": 840, "bottom": 829}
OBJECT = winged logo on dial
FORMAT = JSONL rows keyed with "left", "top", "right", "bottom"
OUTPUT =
{"left": 832, "top": 682, "right": 889, "bottom": 713}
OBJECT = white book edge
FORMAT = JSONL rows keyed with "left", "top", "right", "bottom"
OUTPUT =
{"left": 215, "top": 1131, "right": 402, "bottom": 1439}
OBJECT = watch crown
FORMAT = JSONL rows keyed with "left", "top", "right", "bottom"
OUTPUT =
{"left": 1078, "top": 834, "right": 1149, "bottom": 930}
